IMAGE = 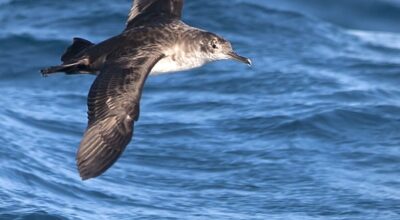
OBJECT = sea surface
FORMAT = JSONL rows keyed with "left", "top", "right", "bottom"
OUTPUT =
{"left": 1, "top": 0, "right": 400, "bottom": 219}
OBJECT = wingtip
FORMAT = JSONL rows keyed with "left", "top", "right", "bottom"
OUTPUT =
{"left": 75, "top": 117, "right": 134, "bottom": 181}
{"left": 77, "top": 157, "right": 101, "bottom": 181}
{"left": 80, "top": 176, "right": 90, "bottom": 181}
{"left": 79, "top": 172, "right": 94, "bottom": 181}
{"left": 77, "top": 163, "right": 99, "bottom": 181}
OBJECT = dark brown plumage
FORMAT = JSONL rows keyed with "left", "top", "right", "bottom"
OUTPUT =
{"left": 40, "top": 0, "right": 251, "bottom": 180}
{"left": 77, "top": 51, "right": 164, "bottom": 180}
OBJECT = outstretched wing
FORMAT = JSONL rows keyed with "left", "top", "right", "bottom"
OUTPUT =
{"left": 126, "top": 0, "right": 184, "bottom": 29}
{"left": 77, "top": 49, "right": 163, "bottom": 180}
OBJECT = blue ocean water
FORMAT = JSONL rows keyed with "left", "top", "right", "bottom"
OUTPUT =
{"left": 1, "top": 0, "right": 400, "bottom": 219}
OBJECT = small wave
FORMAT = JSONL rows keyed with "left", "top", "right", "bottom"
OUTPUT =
{"left": 261, "top": 0, "right": 400, "bottom": 32}
{"left": 348, "top": 29, "right": 400, "bottom": 51}
{"left": 265, "top": 106, "right": 400, "bottom": 144}
{"left": 0, "top": 212, "right": 67, "bottom": 220}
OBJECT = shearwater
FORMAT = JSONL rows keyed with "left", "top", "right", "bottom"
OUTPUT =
{"left": 41, "top": 0, "right": 251, "bottom": 180}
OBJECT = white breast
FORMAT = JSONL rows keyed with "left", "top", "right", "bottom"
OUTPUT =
{"left": 150, "top": 46, "right": 207, "bottom": 75}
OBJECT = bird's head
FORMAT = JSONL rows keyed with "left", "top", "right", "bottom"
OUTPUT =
{"left": 198, "top": 32, "right": 251, "bottom": 66}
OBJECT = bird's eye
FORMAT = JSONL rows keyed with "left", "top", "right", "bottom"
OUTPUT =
{"left": 211, "top": 39, "right": 218, "bottom": 49}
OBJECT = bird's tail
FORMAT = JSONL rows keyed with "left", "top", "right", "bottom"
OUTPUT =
{"left": 61, "top": 37, "right": 94, "bottom": 62}
{"left": 40, "top": 37, "right": 94, "bottom": 76}
{"left": 40, "top": 63, "right": 82, "bottom": 76}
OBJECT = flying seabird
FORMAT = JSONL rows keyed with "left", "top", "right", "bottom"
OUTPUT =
{"left": 41, "top": 0, "right": 251, "bottom": 180}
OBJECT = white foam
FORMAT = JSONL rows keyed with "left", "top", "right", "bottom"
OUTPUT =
{"left": 348, "top": 29, "right": 400, "bottom": 50}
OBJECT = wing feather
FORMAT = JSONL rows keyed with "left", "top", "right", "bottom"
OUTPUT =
{"left": 77, "top": 49, "right": 163, "bottom": 180}
{"left": 127, "top": 0, "right": 184, "bottom": 28}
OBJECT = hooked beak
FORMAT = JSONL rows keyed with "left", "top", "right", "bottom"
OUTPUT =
{"left": 227, "top": 51, "right": 252, "bottom": 66}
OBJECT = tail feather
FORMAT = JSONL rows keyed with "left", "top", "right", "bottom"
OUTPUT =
{"left": 40, "top": 62, "right": 82, "bottom": 76}
{"left": 40, "top": 66, "right": 66, "bottom": 75}
{"left": 61, "top": 37, "right": 94, "bottom": 62}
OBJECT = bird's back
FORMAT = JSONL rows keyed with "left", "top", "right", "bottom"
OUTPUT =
{"left": 82, "top": 20, "right": 204, "bottom": 75}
